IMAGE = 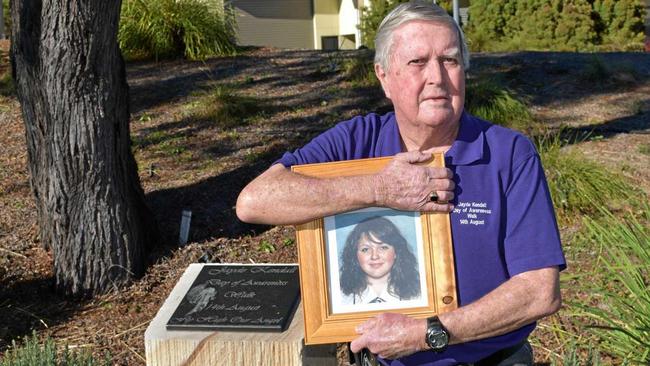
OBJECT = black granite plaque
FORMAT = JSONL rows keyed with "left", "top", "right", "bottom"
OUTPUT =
{"left": 166, "top": 264, "right": 300, "bottom": 332}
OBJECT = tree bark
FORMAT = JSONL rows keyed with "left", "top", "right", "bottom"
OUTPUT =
{"left": 10, "top": 0, "right": 158, "bottom": 296}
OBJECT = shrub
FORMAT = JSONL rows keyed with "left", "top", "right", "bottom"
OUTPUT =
{"left": 465, "top": 0, "right": 645, "bottom": 51}
{"left": 464, "top": 77, "right": 535, "bottom": 132}
{"left": 573, "top": 207, "right": 650, "bottom": 363}
{"left": 189, "top": 85, "right": 263, "bottom": 128}
{"left": 358, "top": 0, "right": 407, "bottom": 48}
{"left": 0, "top": 69, "right": 14, "bottom": 97}
{"left": 2, "top": 0, "right": 10, "bottom": 38}
{"left": 119, "top": 0, "right": 237, "bottom": 61}
{"left": 339, "top": 53, "right": 378, "bottom": 86}
{"left": 537, "top": 134, "right": 639, "bottom": 220}
{"left": 0, "top": 332, "right": 112, "bottom": 366}
{"left": 593, "top": 0, "right": 646, "bottom": 50}
{"left": 358, "top": 0, "right": 452, "bottom": 48}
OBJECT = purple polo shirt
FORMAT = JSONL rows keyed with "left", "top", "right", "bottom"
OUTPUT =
{"left": 277, "top": 111, "right": 566, "bottom": 365}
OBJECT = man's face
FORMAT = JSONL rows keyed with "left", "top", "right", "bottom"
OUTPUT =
{"left": 356, "top": 232, "right": 396, "bottom": 280}
{"left": 376, "top": 20, "right": 465, "bottom": 131}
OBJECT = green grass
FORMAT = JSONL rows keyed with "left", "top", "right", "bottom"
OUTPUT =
{"left": 119, "top": 0, "right": 237, "bottom": 60}
{"left": 638, "top": 143, "right": 650, "bottom": 156}
{"left": 580, "top": 56, "right": 611, "bottom": 84}
{"left": 258, "top": 240, "right": 275, "bottom": 253}
{"left": 537, "top": 134, "right": 640, "bottom": 221}
{"left": 569, "top": 206, "right": 650, "bottom": 364}
{"left": 465, "top": 77, "right": 537, "bottom": 133}
{"left": 0, "top": 332, "right": 112, "bottom": 366}
{"left": 0, "top": 71, "right": 15, "bottom": 97}
{"left": 551, "top": 344, "right": 602, "bottom": 366}
{"left": 189, "top": 86, "right": 264, "bottom": 129}
{"left": 133, "top": 130, "right": 172, "bottom": 148}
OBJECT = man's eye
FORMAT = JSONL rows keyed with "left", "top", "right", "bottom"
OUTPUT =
{"left": 408, "top": 59, "right": 425, "bottom": 65}
{"left": 442, "top": 57, "right": 459, "bottom": 65}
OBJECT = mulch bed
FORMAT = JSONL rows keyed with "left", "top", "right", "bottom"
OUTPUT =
{"left": 1, "top": 41, "right": 649, "bottom": 364}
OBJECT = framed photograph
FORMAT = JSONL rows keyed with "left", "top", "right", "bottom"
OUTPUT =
{"left": 292, "top": 153, "right": 457, "bottom": 345}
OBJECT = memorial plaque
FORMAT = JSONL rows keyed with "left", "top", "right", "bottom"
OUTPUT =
{"left": 166, "top": 264, "right": 300, "bottom": 332}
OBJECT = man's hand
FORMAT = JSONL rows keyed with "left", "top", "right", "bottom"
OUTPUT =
{"left": 350, "top": 313, "right": 428, "bottom": 360}
{"left": 374, "top": 151, "right": 455, "bottom": 212}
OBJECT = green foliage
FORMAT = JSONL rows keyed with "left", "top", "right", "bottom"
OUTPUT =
{"left": 464, "top": 77, "right": 535, "bottom": 132}
{"left": 0, "top": 69, "right": 14, "bottom": 97}
{"left": 358, "top": 0, "right": 453, "bottom": 48}
{"left": 580, "top": 55, "right": 611, "bottom": 83}
{"left": 554, "top": 0, "right": 598, "bottom": 50}
{"left": 638, "top": 143, "right": 650, "bottom": 156}
{"left": 258, "top": 240, "right": 275, "bottom": 253}
{"left": 572, "top": 207, "right": 650, "bottom": 363}
{"left": 465, "top": 0, "right": 645, "bottom": 51}
{"left": 0, "top": 332, "right": 112, "bottom": 366}
{"left": 339, "top": 53, "right": 378, "bottom": 87}
{"left": 537, "top": 134, "right": 639, "bottom": 220}
{"left": 593, "top": 0, "right": 646, "bottom": 50}
{"left": 189, "top": 85, "right": 263, "bottom": 129}
{"left": 551, "top": 343, "right": 602, "bottom": 366}
{"left": 358, "top": 0, "right": 408, "bottom": 48}
{"left": 119, "top": 0, "right": 237, "bottom": 61}
{"left": 2, "top": 0, "right": 10, "bottom": 37}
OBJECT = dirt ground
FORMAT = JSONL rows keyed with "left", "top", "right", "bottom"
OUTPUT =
{"left": 0, "top": 40, "right": 649, "bottom": 365}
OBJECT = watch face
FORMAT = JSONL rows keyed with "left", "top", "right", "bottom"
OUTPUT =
{"left": 426, "top": 317, "right": 449, "bottom": 351}
{"left": 429, "top": 330, "right": 448, "bottom": 348}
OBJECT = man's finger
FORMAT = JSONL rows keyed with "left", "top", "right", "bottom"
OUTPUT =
{"left": 427, "top": 190, "right": 454, "bottom": 203}
{"left": 396, "top": 151, "right": 432, "bottom": 164}
{"left": 428, "top": 178, "right": 455, "bottom": 192}
{"left": 350, "top": 333, "right": 370, "bottom": 353}
{"left": 421, "top": 202, "right": 454, "bottom": 212}
{"left": 426, "top": 167, "right": 454, "bottom": 179}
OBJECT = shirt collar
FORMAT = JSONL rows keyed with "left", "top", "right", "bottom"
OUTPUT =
{"left": 445, "top": 111, "right": 486, "bottom": 166}
{"left": 377, "top": 112, "right": 403, "bottom": 157}
{"left": 381, "top": 110, "right": 486, "bottom": 165}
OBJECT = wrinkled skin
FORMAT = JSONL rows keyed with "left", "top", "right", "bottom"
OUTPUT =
{"left": 376, "top": 150, "right": 455, "bottom": 212}
{"left": 351, "top": 313, "right": 428, "bottom": 360}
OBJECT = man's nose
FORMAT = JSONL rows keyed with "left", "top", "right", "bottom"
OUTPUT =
{"left": 425, "top": 60, "right": 444, "bottom": 86}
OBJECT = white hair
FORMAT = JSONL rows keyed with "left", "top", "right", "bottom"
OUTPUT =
{"left": 374, "top": 0, "right": 470, "bottom": 71}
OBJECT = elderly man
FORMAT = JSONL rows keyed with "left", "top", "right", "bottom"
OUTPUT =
{"left": 236, "top": 1, "right": 565, "bottom": 365}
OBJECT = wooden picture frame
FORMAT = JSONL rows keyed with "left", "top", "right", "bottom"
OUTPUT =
{"left": 292, "top": 153, "right": 457, "bottom": 345}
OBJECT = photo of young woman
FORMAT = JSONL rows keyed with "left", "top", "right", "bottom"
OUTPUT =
{"left": 339, "top": 216, "right": 421, "bottom": 305}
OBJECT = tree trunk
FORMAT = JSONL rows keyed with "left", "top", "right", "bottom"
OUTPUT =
{"left": 10, "top": 0, "right": 158, "bottom": 296}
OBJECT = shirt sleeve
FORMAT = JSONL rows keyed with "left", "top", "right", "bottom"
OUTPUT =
{"left": 503, "top": 144, "right": 566, "bottom": 276}
{"left": 276, "top": 122, "right": 353, "bottom": 167}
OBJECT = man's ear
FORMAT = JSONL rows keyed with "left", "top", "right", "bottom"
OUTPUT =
{"left": 374, "top": 63, "right": 391, "bottom": 99}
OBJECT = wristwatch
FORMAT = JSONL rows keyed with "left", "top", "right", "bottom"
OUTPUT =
{"left": 425, "top": 316, "right": 449, "bottom": 352}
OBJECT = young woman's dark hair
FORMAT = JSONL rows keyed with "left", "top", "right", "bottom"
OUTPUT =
{"left": 339, "top": 216, "right": 420, "bottom": 300}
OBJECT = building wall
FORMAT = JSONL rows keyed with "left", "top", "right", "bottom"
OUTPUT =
{"left": 313, "top": 0, "right": 340, "bottom": 49}
{"left": 231, "top": 0, "right": 363, "bottom": 50}
{"left": 232, "top": 0, "right": 314, "bottom": 49}
{"left": 339, "top": 0, "right": 359, "bottom": 35}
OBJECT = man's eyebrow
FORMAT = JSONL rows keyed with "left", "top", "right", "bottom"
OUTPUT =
{"left": 440, "top": 47, "right": 460, "bottom": 58}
